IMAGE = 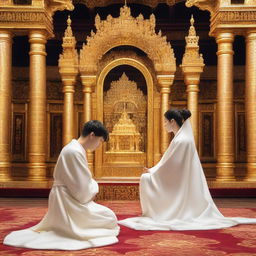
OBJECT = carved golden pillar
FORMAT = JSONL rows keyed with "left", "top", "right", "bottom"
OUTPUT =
{"left": 216, "top": 31, "right": 235, "bottom": 181}
{"left": 81, "top": 75, "right": 96, "bottom": 171}
{"left": 245, "top": 31, "right": 256, "bottom": 181}
{"left": 181, "top": 16, "right": 204, "bottom": 148}
{"left": 59, "top": 16, "right": 78, "bottom": 146}
{"left": 0, "top": 30, "right": 12, "bottom": 180}
{"left": 28, "top": 30, "right": 47, "bottom": 181}
{"left": 62, "top": 84, "right": 75, "bottom": 145}
{"left": 186, "top": 83, "right": 200, "bottom": 147}
{"left": 157, "top": 75, "right": 174, "bottom": 154}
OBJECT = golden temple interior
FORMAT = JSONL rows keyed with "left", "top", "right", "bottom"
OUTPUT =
{"left": 0, "top": 0, "right": 256, "bottom": 196}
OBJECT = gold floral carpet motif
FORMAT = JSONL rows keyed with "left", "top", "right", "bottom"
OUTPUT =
{"left": 1, "top": 201, "right": 256, "bottom": 256}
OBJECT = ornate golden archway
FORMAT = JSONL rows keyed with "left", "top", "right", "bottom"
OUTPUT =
{"left": 95, "top": 57, "right": 155, "bottom": 179}
{"left": 79, "top": 5, "right": 176, "bottom": 75}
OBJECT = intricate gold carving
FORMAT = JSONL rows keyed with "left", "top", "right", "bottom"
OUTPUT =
{"left": 80, "top": 5, "right": 176, "bottom": 75}
{"left": 104, "top": 73, "right": 147, "bottom": 152}
{"left": 96, "top": 184, "right": 139, "bottom": 200}
{"left": 59, "top": 17, "right": 78, "bottom": 145}
{"left": 186, "top": 0, "right": 217, "bottom": 15}
{"left": 109, "top": 109, "right": 142, "bottom": 152}
{"left": 181, "top": 16, "right": 204, "bottom": 149}
{"left": 181, "top": 15, "right": 205, "bottom": 68}
{"left": 47, "top": 0, "right": 74, "bottom": 15}
{"left": 59, "top": 16, "right": 78, "bottom": 75}
{"left": 0, "top": 12, "right": 46, "bottom": 22}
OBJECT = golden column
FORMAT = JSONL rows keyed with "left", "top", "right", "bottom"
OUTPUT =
{"left": 28, "top": 30, "right": 47, "bottom": 181}
{"left": 215, "top": 31, "right": 235, "bottom": 181}
{"left": 181, "top": 16, "right": 204, "bottom": 148}
{"left": 0, "top": 30, "right": 12, "bottom": 181}
{"left": 59, "top": 16, "right": 78, "bottom": 146}
{"left": 157, "top": 74, "right": 174, "bottom": 154}
{"left": 245, "top": 30, "right": 256, "bottom": 181}
{"left": 81, "top": 75, "right": 96, "bottom": 170}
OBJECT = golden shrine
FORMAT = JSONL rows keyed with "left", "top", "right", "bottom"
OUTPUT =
{"left": 0, "top": 0, "right": 256, "bottom": 198}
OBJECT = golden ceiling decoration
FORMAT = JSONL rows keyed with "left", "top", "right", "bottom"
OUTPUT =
{"left": 73, "top": 0, "right": 184, "bottom": 8}
{"left": 79, "top": 4, "right": 176, "bottom": 75}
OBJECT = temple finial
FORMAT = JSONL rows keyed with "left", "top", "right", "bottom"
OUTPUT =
{"left": 67, "top": 15, "right": 71, "bottom": 26}
{"left": 190, "top": 15, "right": 194, "bottom": 26}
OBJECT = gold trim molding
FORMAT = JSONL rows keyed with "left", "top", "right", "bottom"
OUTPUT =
{"left": 74, "top": 0, "right": 184, "bottom": 8}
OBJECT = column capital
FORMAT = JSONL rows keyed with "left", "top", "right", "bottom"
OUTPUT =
{"left": 186, "top": 84, "right": 200, "bottom": 93}
{"left": 246, "top": 30, "right": 256, "bottom": 41}
{"left": 215, "top": 31, "right": 234, "bottom": 43}
{"left": 216, "top": 31, "right": 234, "bottom": 56}
{"left": 157, "top": 74, "right": 174, "bottom": 92}
{"left": 29, "top": 30, "right": 47, "bottom": 57}
{"left": 81, "top": 75, "right": 97, "bottom": 88}
{"left": 0, "top": 30, "right": 13, "bottom": 39}
{"left": 62, "top": 84, "right": 75, "bottom": 94}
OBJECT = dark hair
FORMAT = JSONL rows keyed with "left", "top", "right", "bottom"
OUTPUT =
{"left": 81, "top": 120, "right": 109, "bottom": 141}
{"left": 164, "top": 109, "right": 191, "bottom": 127}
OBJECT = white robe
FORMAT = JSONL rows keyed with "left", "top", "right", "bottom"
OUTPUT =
{"left": 119, "top": 119, "right": 256, "bottom": 230}
{"left": 4, "top": 139, "right": 120, "bottom": 250}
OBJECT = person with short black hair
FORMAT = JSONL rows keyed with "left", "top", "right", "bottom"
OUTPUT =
{"left": 4, "top": 120, "right": 120, "bottom": 250}
{"left": 119, "top": 108, "right": 256, "bottom": 230}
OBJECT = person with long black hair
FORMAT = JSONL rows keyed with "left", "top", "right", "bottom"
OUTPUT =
{"left": 119, "top": 109, "right": 256, "bottom": 230}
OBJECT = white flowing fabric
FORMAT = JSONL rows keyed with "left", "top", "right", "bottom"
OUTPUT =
{"left": 119, "top": 119, "right": 256, "bottom": 230}
{"left": 4, "top": 139, "right": 120, "bottom": 250}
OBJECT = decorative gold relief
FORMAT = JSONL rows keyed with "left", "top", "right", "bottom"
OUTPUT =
{"left": 79, "top": 5, "right": 176, "bottom": 75}
{"left": 181, "top": 15, "right": 204, "bottom": 149}
{"left": 75, "top": 0, "right": 183, "bottom": 9}
{"left": 102, "top": 73, "right": 147, "bottom": 175}
{"left": 104, "top": 72, "right": 147, "bottom": 152}
{"left": 59, "top": 16, "right": 78, "bottom": 145}
{"left": 186, "top": 0, "right": 217, "bottom": 15}
{"left": 109, "top": 110, "right": 142, "bottom": 152}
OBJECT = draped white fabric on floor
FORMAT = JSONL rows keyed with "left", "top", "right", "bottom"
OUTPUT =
{"left": 119, "top": 119, "right": 256, "bottom": 230}
{"left": 4, "top": 140, "right": 120, "bottom": 250}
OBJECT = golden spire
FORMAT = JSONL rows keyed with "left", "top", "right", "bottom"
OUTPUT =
{"left": 64, "top": 15, "right": 73, "bottom": 37}
{"left": 188, "top": 14, "right": 197, "bottom": 41}
{"left": 181, "top": 15, "right": 204, "bottom": 66}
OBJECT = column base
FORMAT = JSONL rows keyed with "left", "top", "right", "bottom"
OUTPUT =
{"left": 28, "top": 164, "right": 47, "bottom": 181}
{"left": 0, "top": 167, "right": 12, "bottom": 181}
{"left": 216, "top": 163, "right": 236, "bottom": 181}
{"left": 244, "top": 163, "right": 256, "bottom": 181}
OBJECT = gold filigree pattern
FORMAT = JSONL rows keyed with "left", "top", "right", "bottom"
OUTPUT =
{"left": 79, "top": 5, "right": 176, "bottom": 75}
{"left": 221, "top": 225, "right": 256, "bottom": 249}
{"left": 181, "top": 15, "right": 204, "bottom": 67}
{"left": 104, "top": 73, "right": 147, "bottom": 152}
{"left": 125, "top": 233, "right": 226, "bottom": 256}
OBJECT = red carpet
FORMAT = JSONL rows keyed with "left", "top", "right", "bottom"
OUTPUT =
{"left": 0, "top": 201, "right": 256, "bottom": 256}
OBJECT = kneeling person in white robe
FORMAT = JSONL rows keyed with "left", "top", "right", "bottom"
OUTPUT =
{"left": 4, "top": 120, "right": 120, "bottom": 250}
{"left": 119, "top": 109, "right": 256, "bottom": 230}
